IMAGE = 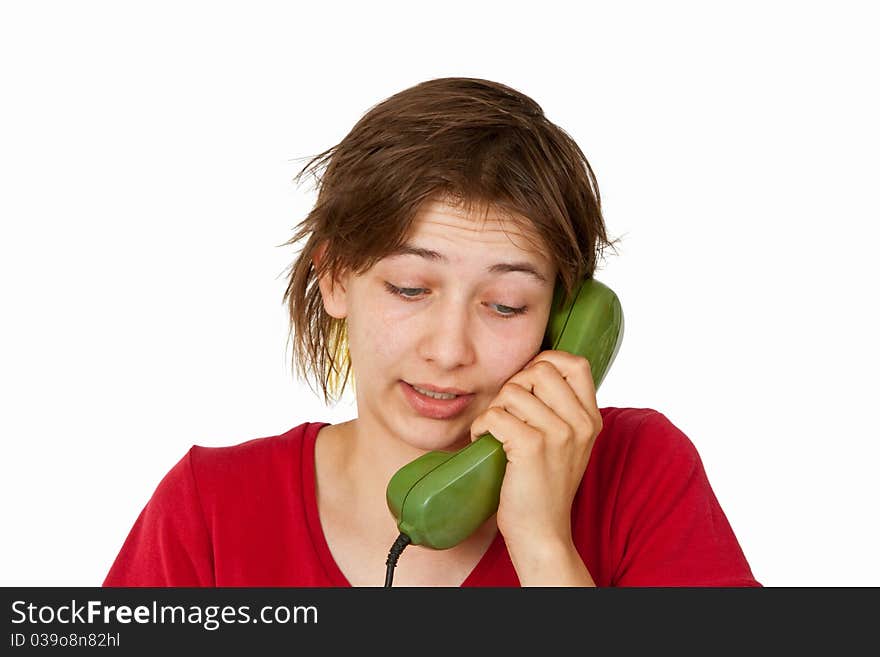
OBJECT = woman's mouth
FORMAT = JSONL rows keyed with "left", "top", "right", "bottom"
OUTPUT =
{"left": 410, "top": 384, "right": 459, "bottom": 399}
{"left": 399, "top": 381, "right": 475, "bottom": 419}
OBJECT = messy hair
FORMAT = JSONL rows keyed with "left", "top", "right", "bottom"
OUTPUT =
{"left": 280, "top": 77, "right": 620, "bottom": 405}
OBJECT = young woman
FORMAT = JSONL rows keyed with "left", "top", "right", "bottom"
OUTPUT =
{"left": 104, "top": 77, "right": 760, "bottom": 587}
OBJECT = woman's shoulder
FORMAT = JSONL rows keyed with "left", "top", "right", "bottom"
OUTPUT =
{"left": 184, "top": 420, "right": 330, "bottom": 487}
{"left": 596, "top": 406, "right": 701, "bottom": 470}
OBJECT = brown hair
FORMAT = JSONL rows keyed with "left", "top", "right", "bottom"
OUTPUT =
{"left": 280, "top": 77, "right": 620, "bottom": 405}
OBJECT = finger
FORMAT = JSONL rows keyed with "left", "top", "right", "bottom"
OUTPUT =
{"left": 470, "top": 406, "right": 543, "bottom": 462}
{"left": 502, "top": 369, "right": 586, "bottom": 442}
{"left": 524, "top": 351, "right": 600, "bottom": 417}
{"left": 490, "top": 380, "right": 569, "bottom": 437}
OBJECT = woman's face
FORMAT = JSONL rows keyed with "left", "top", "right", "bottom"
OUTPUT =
{"left": 322, "top": 197, "right": 557, "bottom": 452}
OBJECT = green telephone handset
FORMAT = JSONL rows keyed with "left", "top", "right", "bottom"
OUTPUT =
{"left": 385, "top": 277, "right": 624, "bottom": 551}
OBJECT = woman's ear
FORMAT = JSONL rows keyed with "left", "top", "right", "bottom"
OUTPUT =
{"left": 313, "top": 241, "right": 349, "bottom": 319}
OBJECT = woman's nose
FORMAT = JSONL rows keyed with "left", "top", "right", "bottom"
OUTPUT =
{"left": 416, "top": 300, "right": 477, "bottom": 369}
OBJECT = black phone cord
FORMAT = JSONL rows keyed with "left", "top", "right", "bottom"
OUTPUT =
{"left": 384, "top": 533, "right": 411, "bottom": 587}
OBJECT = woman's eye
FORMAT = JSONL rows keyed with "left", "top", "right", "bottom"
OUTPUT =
{"left": 494, "top": 304, "right": 527, "bottom": 317}
{"left": 384, "top": 282, "right": 425, "bottom": 298}
{"left": 384, "top": 282, "right": 527, "bottom": 317}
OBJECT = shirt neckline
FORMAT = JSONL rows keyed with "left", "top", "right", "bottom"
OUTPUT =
{"left": 300, "top": 421, "right": 505, "bottom": 587}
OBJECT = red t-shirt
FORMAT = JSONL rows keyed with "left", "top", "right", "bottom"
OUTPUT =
{"left": 103, "top": 407, "right": 761, "bottom": 587}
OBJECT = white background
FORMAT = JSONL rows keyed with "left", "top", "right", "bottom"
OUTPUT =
{"left": 1, "top": 1, "right": 877, "bottom": 587}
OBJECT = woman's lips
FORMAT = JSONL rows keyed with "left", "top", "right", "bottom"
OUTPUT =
{"left": 399, "top": 381, "right": 475, "bottom": 419}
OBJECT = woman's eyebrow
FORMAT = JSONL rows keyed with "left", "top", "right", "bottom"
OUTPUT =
{"left": 386, "top": 243, "right": 549, "bottom": 284}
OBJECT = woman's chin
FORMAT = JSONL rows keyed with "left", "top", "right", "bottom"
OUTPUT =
{"left": 401, "top": 430, "right": 472, "bottom": 454}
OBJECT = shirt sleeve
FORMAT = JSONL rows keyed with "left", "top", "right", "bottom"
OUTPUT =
{"left": 103, "top": 448, "right": 215, "bottom": 586}
{"left": 612, "top": 412, "right": 761, "bottom": 587}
